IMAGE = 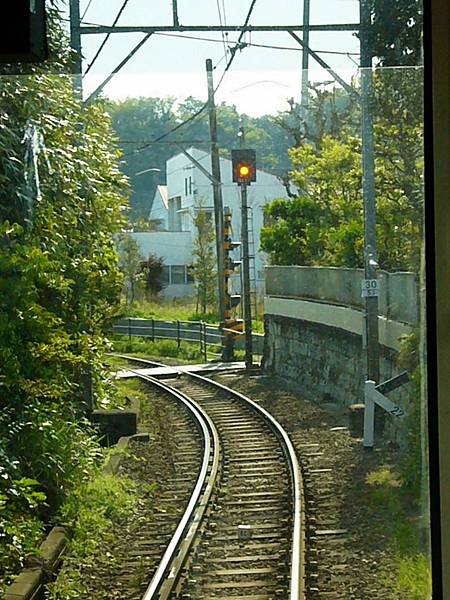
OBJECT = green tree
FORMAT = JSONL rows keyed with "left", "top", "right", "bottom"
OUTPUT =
{"left": 192, "top": 200, "right": 217, "bottom": 314}
{"left": 118, "top": 234, "right": 144, "bottom": 304}
{"left": 365, "top": 0, "right": 423, "bottom": 67}
{"left": 107, "top": 96, "right": 177, "bottom": 218}
{"left": 140, "top": 254, "right": 166, "bottom": 299}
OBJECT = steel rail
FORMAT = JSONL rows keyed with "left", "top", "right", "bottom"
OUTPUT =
{"left": 114, "top": 354, "right": 305, "bottom": 599}
{"left": 130, "top": 371, "right": 221, "bottom": 599}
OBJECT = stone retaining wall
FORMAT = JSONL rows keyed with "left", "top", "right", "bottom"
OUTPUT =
{"left": 263, "top": 313, "right": 414, "bottom": 446}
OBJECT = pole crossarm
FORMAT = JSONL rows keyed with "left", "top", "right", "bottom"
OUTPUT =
{"left": 80, "top": 23, "right": 360, "bottom": 35}
{"left": 289, "top": 31, "right": 360, "bottom": 100}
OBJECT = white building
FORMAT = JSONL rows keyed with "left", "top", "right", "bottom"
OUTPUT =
{"left": 136, "top": 147, "right": 288, "bottom": 299}
{"left": 150, "top": 185, "right": 169, "bottom": 230}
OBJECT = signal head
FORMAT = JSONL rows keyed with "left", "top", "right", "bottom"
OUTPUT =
{"left": 231, "top": 149, "right": 256, "bottom": 185}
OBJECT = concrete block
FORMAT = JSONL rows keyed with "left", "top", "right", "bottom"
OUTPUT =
{"left": 91, "top": 410, "right": 137, "bottom": 446}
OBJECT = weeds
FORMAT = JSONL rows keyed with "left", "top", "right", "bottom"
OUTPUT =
{"left": 365, "top": 465, "right": 431, "bottom": 599}
{"left": 47, "top": 473, "right": 138, "bottom": 599}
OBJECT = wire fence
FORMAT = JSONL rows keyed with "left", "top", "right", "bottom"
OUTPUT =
{"left": 112, "top": 318, "right": 264, "bottom": 361}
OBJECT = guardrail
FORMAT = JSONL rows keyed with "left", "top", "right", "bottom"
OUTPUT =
{"left": 112, "top": 318, "right": 264, "bottom": 359}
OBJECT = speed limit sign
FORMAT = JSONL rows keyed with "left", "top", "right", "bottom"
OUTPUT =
{"left": 361, "top": 279, "right": 380, "bottom": 297}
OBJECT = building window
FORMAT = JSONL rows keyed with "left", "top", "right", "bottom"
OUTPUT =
{"left": 171, "top": 265, "right": 186, "bottom": 284}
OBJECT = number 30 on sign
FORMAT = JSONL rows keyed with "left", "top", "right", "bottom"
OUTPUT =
{"left": 361, "top": 279, "right": 380, "bottom": 297}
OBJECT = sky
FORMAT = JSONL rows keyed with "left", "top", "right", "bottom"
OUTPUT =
{"left": 61, "top": 0, "right": 361, "bottom": 117}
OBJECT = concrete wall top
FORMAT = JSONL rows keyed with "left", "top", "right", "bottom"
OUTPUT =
{"left": 265, "top": 266, "right": 418, "bottom": 324}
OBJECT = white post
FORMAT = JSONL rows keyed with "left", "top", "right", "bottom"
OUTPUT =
{"left": 363, "top": 380, "right": 376, "bottom": 448}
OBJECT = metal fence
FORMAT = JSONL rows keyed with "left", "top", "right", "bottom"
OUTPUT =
{"left": 112, "top": 318, "right": 264, "bottom": 360}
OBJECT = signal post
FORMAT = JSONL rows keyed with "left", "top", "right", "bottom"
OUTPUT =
{"left": 222, "top": 207, "right": 243, "bottom": 361}
{"left": 231, "top": 149, "right": 256, "bottom": 370}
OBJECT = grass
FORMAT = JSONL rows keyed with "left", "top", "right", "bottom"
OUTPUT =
{"left": 111, "top": 336, "right": 205, "bottom": 364}
{"left": 119, "top": 299, "right": 265, "bottom": 332}
{"left": 120, "top": 299, "right": 218, "bottom": 323}
{"left": 46, "top": 472, "right": 138, "bottom": 599}
{"left": 365, "top": 465, "right": 432, "bottom": 599}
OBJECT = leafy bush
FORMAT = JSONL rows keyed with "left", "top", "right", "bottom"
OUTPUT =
{"left": 0, "top": 8, "right": 128, "bottom": 590}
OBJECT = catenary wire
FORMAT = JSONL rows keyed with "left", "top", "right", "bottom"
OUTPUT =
{"left": 153, "top": 31, "right": 359, "bottom": 56}
{"left": 81, "top": 0, "right": 95, "bottom": 20}
{"left": 216, "top": 0, "right": 229, "bottom": 60}
{"left": 85, "top": 0, "right": 132, "bottom": 76}
{"left": 123, "top": 3, "right": 258, "bottom": 158}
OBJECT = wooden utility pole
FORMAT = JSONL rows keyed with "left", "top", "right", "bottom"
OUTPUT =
{"left": 206, "top": 59, "right": 226, "bottom": 326}
{"left": 360, "top": 0, "right": 380, "bottom": 386}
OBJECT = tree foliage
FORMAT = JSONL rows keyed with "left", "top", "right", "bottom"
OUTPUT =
{"left": 117, "top": 234, "right": 144, "bottom": 305}
{"left": 365, "top": 0, "right": 423, "bottom": 67}
{"left": 192, "top": 200, "right": 217, "bottom": 314}
{"left": 0, "top": 8, "right": 128, "bottom": 588}
{"left": 261, "top": 69, "right": 423, "bottom": 273}
{"left": 140, "top": 254, "right": 166, "bottom": 298}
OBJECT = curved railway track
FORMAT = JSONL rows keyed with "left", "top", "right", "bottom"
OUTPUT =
{"left": 113, "top": 355, "right": 305, "bottom": 600}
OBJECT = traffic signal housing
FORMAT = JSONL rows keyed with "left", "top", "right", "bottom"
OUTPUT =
{"left": 0, "top": 0, "right": 47, "bottom": 63}
{"left": 231, "top": 149, "right": 256, "bottom": 185}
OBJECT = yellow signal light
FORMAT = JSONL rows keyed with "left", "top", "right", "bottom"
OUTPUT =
{"left": 239, "top": 164, "right": 250, "bottom": 178}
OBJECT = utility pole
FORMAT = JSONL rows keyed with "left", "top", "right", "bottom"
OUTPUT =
{"left": 301, "top": 0, "right": 311, "bottom": 106}
{"left": 240, "top": 180, "right": 253, "bottom": 370}
{"left": 206, "top": 59, "right": 226, "bottom": 328}
{"left": 69, "top": 0, "right": 82, "bottom": 95}
{"left": 172, "top": 0, "right": 180, "bottom": 27}
{"left": 360, "top": 0, "right": 380, "bottom": 386}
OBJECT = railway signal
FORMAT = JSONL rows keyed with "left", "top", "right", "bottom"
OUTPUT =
{"left": 231, "top": 149, "right": 256, "bottom": 185}
{"left": 231, "top": 149, "right": 256, "bottom": 369}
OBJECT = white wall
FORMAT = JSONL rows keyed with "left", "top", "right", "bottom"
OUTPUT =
{"left": 130, "top": 231, "right": 194, "bottom": 299}
{"left": 130, "top": 231, "right": 193, "bottom": 264}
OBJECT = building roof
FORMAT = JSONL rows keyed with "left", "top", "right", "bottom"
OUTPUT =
{"left": 155, "top": 185, "right": 169, "bottom": 209}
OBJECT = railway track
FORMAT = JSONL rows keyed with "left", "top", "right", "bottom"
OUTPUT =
{"left": 113, "top": 355, "right": 305, "bottom": 600}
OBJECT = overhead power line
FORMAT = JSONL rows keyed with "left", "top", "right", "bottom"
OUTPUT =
{"left": 124, "top": 1, "right": 259, "bottom": 158}
{"left": 153, "top": 31, "right": 359, "bottom": 56}
{"left": 218, "top": 0, "right": 258, "bottom": 83}
{"left": 85, "top": 0, "right": 132, "bottom": 75}
{"left": 81, "top": 0, "right": 94, "bottom": 20}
